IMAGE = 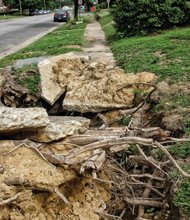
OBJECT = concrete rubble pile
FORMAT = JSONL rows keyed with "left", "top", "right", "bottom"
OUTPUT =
{"left": 39, "top": 52, "right": 157, "bottom": 112}
{"left": 0, "top": 105, "right": 107, "bottom": 220}
{"left": 0, "top": 53, "right": 159, "bottom": 220}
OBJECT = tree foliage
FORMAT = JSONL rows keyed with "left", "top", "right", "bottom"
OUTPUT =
{"left": 3, "top": 0, "right": 57, "bottom": 10}
{"left": 4, "top": 0, "right": 42, "bottom": 9}
{"left": 110, "top": 0, "right": 190, "bottom": 37}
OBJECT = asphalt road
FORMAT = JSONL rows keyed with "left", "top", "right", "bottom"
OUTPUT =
{"left": 0, "top": 14, "right": 62, "bottom": 59}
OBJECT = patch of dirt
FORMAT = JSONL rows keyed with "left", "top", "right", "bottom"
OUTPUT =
{"left": 0, "top": 68, "right": 41, "bottom": 107}
{"left": 62, "top": 45, "right": 82, "bottom": 49}
{"left": 150, "top": 81, "right": 190, "bottom": 136}
{"left": 153, "top": 50, "right": 166, "bottom": 58}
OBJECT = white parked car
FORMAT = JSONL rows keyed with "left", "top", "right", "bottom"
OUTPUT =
{"left": 80, "top": 5, "right": 86, "bottom": 11}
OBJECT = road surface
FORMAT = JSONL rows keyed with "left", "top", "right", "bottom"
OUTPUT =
{"left": 0, "top": 14, "right": 62, "bottom": 59}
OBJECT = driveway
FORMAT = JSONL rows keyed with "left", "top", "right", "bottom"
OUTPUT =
{"left": 0, "top": 14, "right": 62, "bottom": 59}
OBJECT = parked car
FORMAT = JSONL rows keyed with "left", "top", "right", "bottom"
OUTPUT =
{"left": 53, "top": 9, "right": 70, "bottom": 22}
{"left": 32, "top": 9, "right": 51, "bottom": 15}
{"left": 80, "top": 5, "right": 86, "bottom": 11}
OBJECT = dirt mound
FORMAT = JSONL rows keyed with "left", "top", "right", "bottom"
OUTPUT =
{"left": 150, "top": 81, "right": 190, "bottom": 136}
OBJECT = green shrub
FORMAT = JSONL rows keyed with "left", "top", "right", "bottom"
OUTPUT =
{"left": 110, "top": 0, "right": 190, "bottom": 37}
{"left": 100, "top": 2, "right": 107, "bottom": 9}
{"left": 96, "top": 4, "right": 101, "bottom": 12}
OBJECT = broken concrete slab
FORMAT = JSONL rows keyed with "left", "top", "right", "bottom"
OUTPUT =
{"left": 0, "top": 107, "right": 49, "bottom": 133}
{"left": 27, "top": 116, "right": 90, "bottom": 143}
{"left": 39, "top": 52, "right": 90, "bottom": 106}
{"left": 59, "top": 60, "right": 157, "bottom": 112}
{"left": 38, "top": 52, "right": 156, "bottom": 113}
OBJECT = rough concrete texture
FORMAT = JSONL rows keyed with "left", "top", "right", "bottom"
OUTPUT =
{"left": 39, "top": 52, "right": 90, "bottom": 106}
{"left": 0, "top": 107, "right": 49, "bottom": 133}
{"left": 0, "top": 140, "right": 76, "bottom": 189}
{"left": 27, "top": 116, "right": 90, "bottom": 143}
{"left": 37, "top": 23, "right": 157, "bottom": 112}
{"left": 40, "top": 55, "right": 156, "bottom": 112}
{"left": 59, "top": 60, "right": 157, "bottom": 112}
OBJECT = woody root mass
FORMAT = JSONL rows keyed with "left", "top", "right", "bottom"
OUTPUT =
{"left": 0, "top": 53, "right": 189, "bottom": 219}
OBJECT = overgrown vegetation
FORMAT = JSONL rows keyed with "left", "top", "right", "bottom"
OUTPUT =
{"left": 110, "top": 0, "right": 190, "bottom": 37}
{"left": 99, "top": 11, "right": 190, "bottom": 218}
{"left": 0, "top": 17, "right": 90, "bottom": 68}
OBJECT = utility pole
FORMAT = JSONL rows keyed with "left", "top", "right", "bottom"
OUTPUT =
{"left": 107, "top": 0, "right": 110, "bottom": 9}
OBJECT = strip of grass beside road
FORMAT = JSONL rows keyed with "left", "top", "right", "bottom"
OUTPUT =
{"left": 0, "top": 17, "right": 90, "bottom": 68}
{"left": 0, "top": 15, "right": 21, "bottom": 20}
{"left": 99, "top": 13, "right": 190, "bottom": 83}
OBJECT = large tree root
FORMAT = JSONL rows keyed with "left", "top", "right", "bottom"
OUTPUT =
{"left": 3, "top": 125, "right": 190, "bottom": 219}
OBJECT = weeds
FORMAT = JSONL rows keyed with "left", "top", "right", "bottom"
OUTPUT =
{"left": 11, "top": 64, "right": 40, "bottom": 94}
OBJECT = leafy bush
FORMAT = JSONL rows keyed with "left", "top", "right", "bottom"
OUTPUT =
{"left": 96, "top": 4, "right": 101, "bottom": 12}
{"left": 110, "top": 0, "right": 190, "bottom": 37}
{"left": 100, "top": 2, "right": 107, "bottom": 9}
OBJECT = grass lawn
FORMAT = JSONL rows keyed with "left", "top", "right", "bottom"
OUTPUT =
{"left": 0, "top": 15, "right": 22, "bottom": 20}
{"left": 100, "top": 14, "right": 190, "bottom": 83}
{"left": 0, "top": 17, "right": 90, "bottom": 68}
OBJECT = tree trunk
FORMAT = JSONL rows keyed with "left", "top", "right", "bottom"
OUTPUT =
{"left": 74, "top": 0, "right": 78, "bottom": 21}
{"left": 19, "top": 0, "right": 22, "bottom": 16}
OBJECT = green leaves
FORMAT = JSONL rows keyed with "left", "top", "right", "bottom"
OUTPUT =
{"left": 111, "top": 0, "right": 190, "bottom": 37}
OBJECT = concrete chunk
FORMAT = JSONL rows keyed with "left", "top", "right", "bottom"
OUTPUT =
{"left": 0, "top": 107, "right": 49, "bottom": 133}
{"left": 39, "top": 52, "right": 90, "bottom": 106}
{"left": 27, "top": 116, "right": 90, "bottom": 143}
